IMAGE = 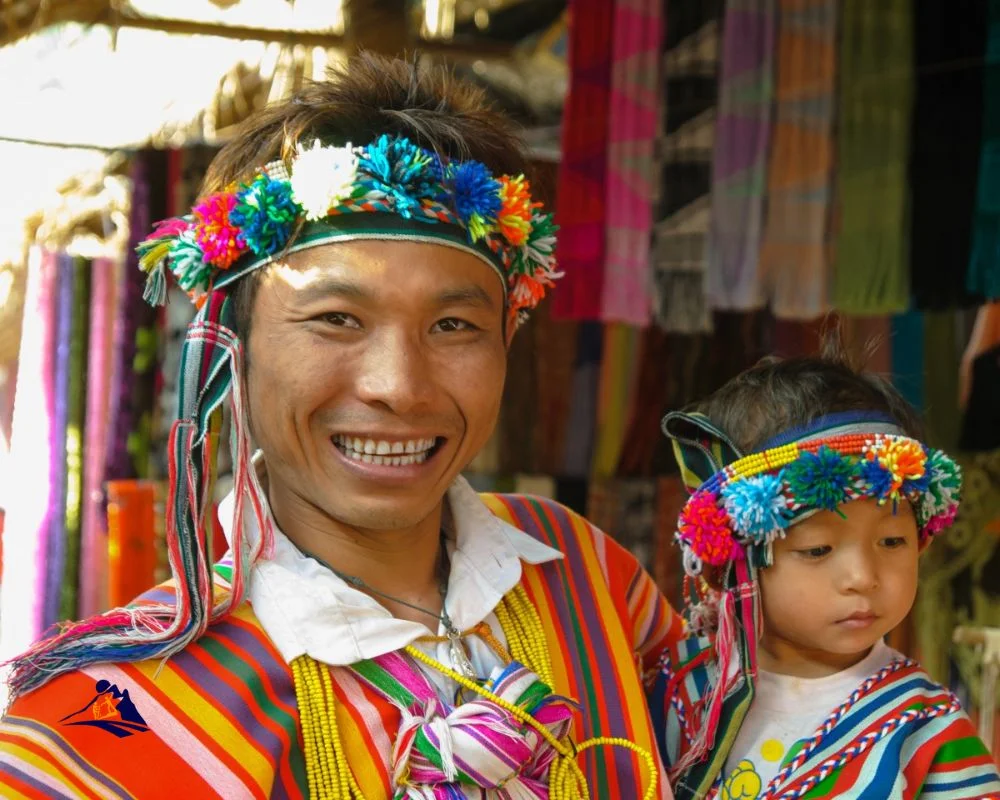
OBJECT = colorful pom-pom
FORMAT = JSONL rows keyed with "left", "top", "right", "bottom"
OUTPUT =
{"left": 721, "top": 473, "right": 791, "bottom": 545}
{"left": 230, "top": 174, "right": 298, "bottom": 256}
{"left": 450, "top": 161, "right": 502, "bottom": 241}
{"left": 496, "top": 175, "right": 537, "bottom": 246}
{"left": 357, "top": 135, "right": 437, "bottom": 219}
{"left": 193, "top": 193, "right": 244, "bottom": 268}
{"left": 784, "top": 446, "right": 856, "bottom": 512}
{"left": 678, "top": 491, "right": 736, "bottom": 566}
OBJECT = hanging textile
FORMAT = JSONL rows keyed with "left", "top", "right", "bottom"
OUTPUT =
{"left": 44, "top": 254, "right": 73, "bottom": 631}
{"left": 105, "top": 151, "right": 163, "bottom": 482}
{"left": 960, "top": 343, "right": 1000, "bottom": 453}
{"left": 585, "top": 477, "right": 620, "bottom": 536}
{"left": 612, "top": 478, "right": 657, "bottom": 572}
{"left": 705, "top": 0, "right": 777, "bottom": 312}
{"left": 499, "top": 313, "right": 539, "bottom": 475}
{"left": 910, "top": 0, "right": 987, "bottom": 310}
{"left": 79, "top": 258, "right": 121, "bottom": 619}
{"left": 650, "top": 0, "right": 723, "bottom": 333}
{"left": 759, "top": 0, "right": 838, "bottom": 319}
{"left": 591, "top": 323, "right": 641, "bottom": 478}
{"left": 618, "top": 325, "right": 673, "bottom": 477}
{"left": 891, "top": 311, "right": 926, "bottom": 413}
{"left": 924, "top": 312, "right": 963, "bottom": 450}
{"left": 561, "top": 322, "right": 603, "bottom": 477}
{"left": 513, "top": 474, "right": 557, "bottom": 500}
{"left": 601, "top": 0, "right": 661, "bottom": 324}
{"left": 533, "top": 306, "right": 579, "bottom": 476}
{"left": 654, "top": 476, "right": 686, "bottom": 611}
{"left": 831, "top": 0, "right": 914, "bottom": 314}
{"left": 967, "top": 0, "right": 1000, "bottom": 300}
{"left": 552, "top": 0, "right": 614, "bottom": 319}
{"left": 0, "top": 249, "right": 58, "bottom": 659}
{"left": 60, "top": 257, "right": 90, "bottom": 622}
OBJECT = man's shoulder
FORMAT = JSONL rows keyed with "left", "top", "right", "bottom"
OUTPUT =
{"left": 479, "top": 491, "right": 606, "bottom": 549}
{"left": 0, "top": 600, "right": 295, "bottom": 797}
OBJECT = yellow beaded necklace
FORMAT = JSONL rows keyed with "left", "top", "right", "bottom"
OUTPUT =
{"left": 290, "top": 584, "right": 659, "bottom": 799}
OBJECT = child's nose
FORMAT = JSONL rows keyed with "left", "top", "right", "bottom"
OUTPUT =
{"left": 840, "top": 553, "right": 879, "bottom": 592}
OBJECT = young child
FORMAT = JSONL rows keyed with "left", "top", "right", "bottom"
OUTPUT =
{"left": 649, "top": 339, "right": 1000, "bottom": 800}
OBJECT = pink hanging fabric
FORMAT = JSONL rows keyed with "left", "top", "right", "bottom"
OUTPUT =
{"left": 601, "top": 0, "right": 661, "bottom": 324}
{"left": 78, "top": 258, "right": 120, "bottom": 618}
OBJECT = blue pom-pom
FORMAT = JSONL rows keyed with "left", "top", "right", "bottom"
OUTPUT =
{"left": 450, "top": 160, "right": 502, "bottom": 225}
{"left": 859, "top": 457, "right": 894, "bottom": 503}
{"left": 357, "top": 135, "right": 437, "bottom": 218}
{"left": 230, "top": 175, "right": 298, "bottom": 256}
{"left": 721, "top": 473, "right": 790, "bottom": 544}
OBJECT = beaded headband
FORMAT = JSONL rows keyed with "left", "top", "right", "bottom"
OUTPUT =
{"left": 136, "top": 134, "right": 560, "bottom": 328}
{"left": 672, "top": 422, "right": 961, "bottom": 577}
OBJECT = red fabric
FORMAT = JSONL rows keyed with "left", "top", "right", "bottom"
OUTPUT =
{"left": 552, "top": 0, "right": 614, "bottom": 320}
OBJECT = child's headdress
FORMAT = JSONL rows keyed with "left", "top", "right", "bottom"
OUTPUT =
{"left": 662, "top": 410, "right": 962, "bottom": 780}
{"left": 7, "top": 134, "right": 561, "bottom": 696}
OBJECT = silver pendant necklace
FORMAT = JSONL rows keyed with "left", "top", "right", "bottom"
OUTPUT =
{"left": 302, "top": 539, "right": 478, "bottom": 680}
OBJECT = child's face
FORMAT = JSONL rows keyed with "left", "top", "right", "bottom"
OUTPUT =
{"left": 758, "top": 498, "right": 919, "bottom": 677}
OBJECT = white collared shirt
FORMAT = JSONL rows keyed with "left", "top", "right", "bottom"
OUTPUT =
{"left": 217, "top": 474, "right": 563, "bottom": 700}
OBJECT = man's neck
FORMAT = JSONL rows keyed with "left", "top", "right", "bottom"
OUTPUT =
{"left": 267, "top": 487, "right": 448, "bottom": 629}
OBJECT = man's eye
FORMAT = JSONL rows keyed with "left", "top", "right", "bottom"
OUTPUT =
{"left": 319, "top": 312, "right": 361, "bottom": 328}
{"left": 434, "top": 318, "right": 477, "bottom": 333}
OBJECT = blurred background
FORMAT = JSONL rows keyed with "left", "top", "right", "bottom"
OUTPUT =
{"left": 0, "top": 0, "right": 998, "bottom": 752}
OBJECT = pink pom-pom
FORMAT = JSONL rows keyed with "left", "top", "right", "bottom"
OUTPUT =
{"left": 193, "top": 193, "right": 244, "bottom": 268}
{"left": 678, "top": 491, "right": 736, "bottom": 566}
{"left": 924, "top": 505, "right": 958, "bottom": 537}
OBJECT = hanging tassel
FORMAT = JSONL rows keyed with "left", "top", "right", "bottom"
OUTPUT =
{"left": 141, "top": 262, "right": 168, "bottom": 307}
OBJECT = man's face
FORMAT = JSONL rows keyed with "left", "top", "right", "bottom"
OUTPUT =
{"left": 245, "top": 239, "right": 507, "bottom": 533}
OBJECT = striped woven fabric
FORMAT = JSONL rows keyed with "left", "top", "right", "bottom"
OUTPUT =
{"left": 650, "top": 636, "right": 1000, "bottom": 800}
{"left": 0, "top": 494, "right": 682, "bottom": 798}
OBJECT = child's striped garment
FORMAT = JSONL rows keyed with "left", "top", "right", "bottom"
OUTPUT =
{"left": 0, "top": 494, "right": 683, "bottom": 798}
{"left": 650, "top": 635, "right": 1000, "bottom": 800}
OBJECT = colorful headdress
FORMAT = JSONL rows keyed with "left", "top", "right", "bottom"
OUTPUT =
{"left": 662, "top": 410, "right": 963, "bottom": 783}
{"left": 136, "top": 135, "right": 560, "bottom": 329}
{"left": 5, "top": 135, "right": 562, "bottom": 697}
{"left": 666, "top": 410, "right": 962, "bottom": 578}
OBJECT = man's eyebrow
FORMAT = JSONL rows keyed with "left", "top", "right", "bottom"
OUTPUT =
{"left": 433, "top": 285, "right": 498, "bottom": 309}
{"left": 290, "top": 277, "right": 372, "bottom": 303}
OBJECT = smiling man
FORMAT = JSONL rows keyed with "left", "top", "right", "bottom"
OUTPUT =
{"left": 0, "top": 55, "right": 682, "bottom": 799}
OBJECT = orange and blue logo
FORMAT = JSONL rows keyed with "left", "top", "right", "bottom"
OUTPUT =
{"left": 60, "top": 680, "right": 149, "bottom": 738}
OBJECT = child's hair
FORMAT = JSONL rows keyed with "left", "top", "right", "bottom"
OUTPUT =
{"left": 697, "top": 322, "right": 924, "bottom": 454}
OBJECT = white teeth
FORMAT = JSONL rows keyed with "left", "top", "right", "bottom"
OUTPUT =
{"left": 334, "top": 435, "right": 438, "bottom": 466}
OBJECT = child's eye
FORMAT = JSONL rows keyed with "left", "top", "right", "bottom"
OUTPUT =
{"left": 880, "top": 536, "right": 908, "bottom": 549}
{"left": 796, "top": 546, "right": 832, "bottom": 559}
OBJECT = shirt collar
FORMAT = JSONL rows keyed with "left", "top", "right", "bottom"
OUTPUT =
{"left": 217, "top": 473, "right": 563, "bottom": 666}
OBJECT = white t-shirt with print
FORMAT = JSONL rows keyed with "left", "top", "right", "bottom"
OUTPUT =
{"left": 719, "top": 639, "right": 903, "bottom": 800}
